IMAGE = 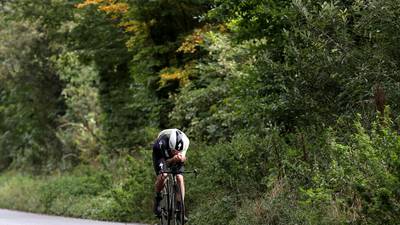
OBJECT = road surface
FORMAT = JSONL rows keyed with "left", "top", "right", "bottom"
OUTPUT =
{"left": 0, "top": 209, "right": 147, "bottom": 225}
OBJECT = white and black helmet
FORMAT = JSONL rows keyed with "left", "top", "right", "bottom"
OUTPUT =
{"left": 169, "top": 129, "right": 184, "bottom": 151}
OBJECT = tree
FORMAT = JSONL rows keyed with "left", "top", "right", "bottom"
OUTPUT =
{"left": 0, "top": 13, "right": 65, "bottom": 170}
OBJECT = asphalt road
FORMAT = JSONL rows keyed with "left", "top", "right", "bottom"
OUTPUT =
{"left": 0, "top": 209, "right": 147, "bottom": 225}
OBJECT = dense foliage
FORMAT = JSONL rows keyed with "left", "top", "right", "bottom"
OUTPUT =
{"left": 1, "top": 0, "right": 400, "bottom": 224}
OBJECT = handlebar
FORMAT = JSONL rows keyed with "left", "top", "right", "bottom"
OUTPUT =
{"left": 162, "top": 168, "right": 198, "bottom": 177}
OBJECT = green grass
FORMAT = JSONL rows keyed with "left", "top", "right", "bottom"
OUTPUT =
{"left": 0, "top": 172, "right": 44, "bottom": 213}
{"left": 0, "top": 159, "right": 154, "bottom": 224}
{"left": 0, "top": 169, "right": 143, "bottom": 222}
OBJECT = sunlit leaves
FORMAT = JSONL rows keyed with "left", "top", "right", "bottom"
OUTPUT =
{"left": 177, "top": 28, "right": 207, "bottom": 54}
{"left": 76, "top": 0, "right": 129, "bottom": 14}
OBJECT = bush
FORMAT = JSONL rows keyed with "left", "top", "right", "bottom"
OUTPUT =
{"left": 104, "top": 152, "right": 154, "bottom": 223}
{"left": 186, "top": 128, "right": 292, "bottom": 224}
{"left": 298, "top": 115, "right": 400, "bottom": 224}
{"left": 39, "top": 168, "right": 112, "bottom": 217}
{"left": 232, "top": 180, "right": 307, "bottom": 225}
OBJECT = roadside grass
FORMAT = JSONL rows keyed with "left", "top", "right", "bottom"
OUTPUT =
{"left": 0, "top": 170, "right": 111, "bottom": 218}
{"left": 0, "top": 172, "right": 44, "bottom": 213}
{"left": 0, "top": 163, "right": 154, "bottom": 223}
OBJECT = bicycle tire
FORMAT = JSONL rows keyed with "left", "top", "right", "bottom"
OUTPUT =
{"left": 160, "top": 176, "right": 172, "bottom": 225}
{"left": 167, "top": 176, "right": 174, "bottom": 225}
{"left": 173, "top": 181, "right": 185, "bottom": 225}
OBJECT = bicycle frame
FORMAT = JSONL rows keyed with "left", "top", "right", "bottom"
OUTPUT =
{"left": 159, "top": 167, "right": 197, "bottom": 225}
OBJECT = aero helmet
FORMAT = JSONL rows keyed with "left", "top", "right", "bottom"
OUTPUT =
{"left": 169, "top": 129, "right": 184, "bottom": 151}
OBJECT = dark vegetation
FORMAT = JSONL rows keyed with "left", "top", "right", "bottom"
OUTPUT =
{"left": 0, "top": 0, "right": 399, "bottom": 224}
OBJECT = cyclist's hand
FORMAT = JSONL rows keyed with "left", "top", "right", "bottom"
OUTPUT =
{"left": 167, "top": 153, "right": 186, "bottom": 164}
{"left": 170, "top": 150, "right": 186, "bottom": 163}
{"left": 175, "top": 153, "right": 186, "bottom": 162}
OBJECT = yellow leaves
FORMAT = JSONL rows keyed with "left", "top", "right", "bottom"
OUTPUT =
{"left": 119, "top": 20, "right": 150, "bottom": 50}
{"left": 75, "top": 0, "right": 104, "bottom": 9}
{"left": 177, "top": 28, "right": 205, "bottom": 54}
{"left": 159, "top": 67, "right": 190, "bottom": 87}
{"left": 99, "top": 3, "right": 129, "bottom": 14}
{"left": 76, "top": 0, "right": 130, "bottom": 28}
{"left": 177, "top": 25, "right": 216, "bottom": 54}
{"left": 76, "top": 0, "right": 129, "bottom": 14}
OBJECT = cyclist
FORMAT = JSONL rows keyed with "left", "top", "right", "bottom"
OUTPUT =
{"left": 152, "top": 128, "right": 189, "bottom": 218}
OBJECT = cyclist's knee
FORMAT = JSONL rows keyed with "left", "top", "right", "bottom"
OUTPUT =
{"left": 156, "top": 173, "right": 167, "bottom": 181}
{"left": 176, "top": 174, "right": 184, "bottom": 183}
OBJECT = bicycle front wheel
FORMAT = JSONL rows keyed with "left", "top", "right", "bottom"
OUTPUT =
{"left": 173, "top": 182, "right": 185, "bottom": 225}
{"left": 160, "top": 177, "right": 172, "bottom": 225}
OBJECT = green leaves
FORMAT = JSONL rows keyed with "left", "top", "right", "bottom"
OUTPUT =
{"left": 0, "top": 8, "right": 65, "bottom": 171}
{"left": 55, "top": 52, "right": 102, "bottom": 164}
{"left": 1, "top": 1, "right": 400, "bottom": 224}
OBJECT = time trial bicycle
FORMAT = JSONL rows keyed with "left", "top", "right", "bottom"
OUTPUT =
{"left": 159, "top": 166, "right": 197, "bottom": 225}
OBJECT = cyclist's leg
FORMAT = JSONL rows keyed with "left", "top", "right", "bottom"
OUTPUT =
{"left": 176, "top": 174, "right": 185, "bottom": 202}
{"left": 152, "top": 141, "right": 167, "bottom": 216}
{"left": 155, "top": 172, "right": 168, "bottom": 192}
{"left": 176, "top": 163, "right": 185, "bottom": 202}
{"left": 175, "top": 168, "right": 187, "bottom": 223}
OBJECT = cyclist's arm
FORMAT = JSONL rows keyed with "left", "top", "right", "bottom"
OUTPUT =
{"left": 166, "top": 152, "right": 186, "bottom": 165}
